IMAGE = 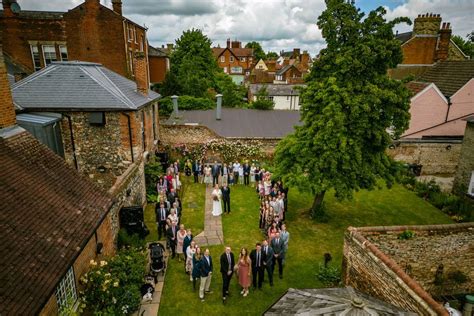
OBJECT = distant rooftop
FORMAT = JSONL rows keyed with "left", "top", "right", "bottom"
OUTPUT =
{"left": 249, "top": 83, "right": 305, "bottom": 96}
{"left": 12, "top": 61, "right": 160, "bottom": 111}
{"left": 148, "top": 46, "right": 168, "bottom": 57}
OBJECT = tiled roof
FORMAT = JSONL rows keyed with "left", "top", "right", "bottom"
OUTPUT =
{"left": 0, "top": 9, "right": 64, "bottom": 19}
{"left": 212, "top": 47, "right": 253, "bottom": 58}
{"left": 0, "top": 127, "right": 113, "bottom": 315}
{"left": 249, "top": 83, "right": 305, "bottom": 96}
{"left": 148, "top": 46, "right": 168, "bottom": 57}
{"left": 418, "top": 60, "right": 474, "bottom": 97}
{"left": 11, "top": 61, "right": 160, "bottom": 111}
{"left": 405, "top": 81, "right": 430, "bottom": 96}
{"left": 396, "top": 31, "right": 413, "bottom": 44}
{"left": 264, "top": 287, "right": 415, "bottom": 315}
{"left": 166, "top": 108, "right": 302, "bottom": 138}
{"left": 276, "top": 64, "right": 294, "bottom": 75}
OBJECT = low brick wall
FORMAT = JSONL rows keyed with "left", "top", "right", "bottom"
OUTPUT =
{"left": 343, "top": 223, "right": 474, "bottom": 315}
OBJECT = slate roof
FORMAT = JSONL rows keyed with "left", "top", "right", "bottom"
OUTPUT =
{"left": 0, "top": 127, "right": 113, "bottom": 315}
{"left": 11, "top": 61, "right": 160, "bottom": 111}
{"left": 276, "top": 64, "right": 298, "bottom": 75}
{"left": 264, "top": 287, "right": 415, "bottom": 315}
{"left": 396, "top": 31, "right": 413, "bottom": 44}
{"left": 250, "top": 83, "right": 305, "bottom": 96}
{"left": 166, "top": 108, "right": 302, "bottom": 138}
{"left": 417, "top": 60, "right": 474, "bottom": 97}
{"left": 148, "top": 46, "right": 168, "bottom": 57}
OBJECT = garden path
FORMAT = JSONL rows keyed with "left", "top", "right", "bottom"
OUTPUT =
{"left": 193, "top": 184, "right": 224, "bottom": 246}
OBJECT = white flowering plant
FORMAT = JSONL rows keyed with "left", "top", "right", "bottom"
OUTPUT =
{"left": 79, "top": 248, "right": 146, "bottom": 315}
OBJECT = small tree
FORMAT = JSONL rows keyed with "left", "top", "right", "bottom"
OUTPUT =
{"left": 266, "top": 51, "right": 279, "bottom": 59}
{"left": 452, "top": 33, "right": 474, "bottom": 59}
{"left": 251, "top": 86, "right": 274, "bottom": 110}
{"left": 245, "top": 41, "right": 266, "bottom": 61}
{"left": 274, "top": 0, "right": 411, "bottom": 218}
{"left": 215, "top": 72, "right": 246, "bottom": 107}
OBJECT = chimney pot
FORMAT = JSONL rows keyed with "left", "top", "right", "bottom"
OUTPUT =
{"left": 216, "top": 94, "right": 222, "bottom": 120}
{"left": 133, "top": 52, "right": 149, "bottom": 96}
{"left": 446, "top": 22, "right": 450, "bottom": 29}
{"left": 112, "top": 0, "right": 122, "bottom": 15}
{"left": 226, "top": 38, "right": 231, "bottom": 48}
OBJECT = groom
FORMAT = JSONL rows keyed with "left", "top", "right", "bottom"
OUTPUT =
{"left": 221, "top": 184, "right": 231, "bottom": 214}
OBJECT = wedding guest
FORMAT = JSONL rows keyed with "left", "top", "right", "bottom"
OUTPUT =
{"left": 176, "top": 224, "right": 187, "bottom": 262}
{"left": 167, "top": 209, "right": 178, "bottom": 226}
{"left": 167, "top": 188, "right": 178, "bottom": 205}
{"left": 250, "top": 243, "right": 265, "bottom": 290}
{"left": 271, "top": 232, "right": 285, "bottom": 279}
{"left": 233, "top": 161, "right": 240, "bottom": 184}
{"left": 166, "top": 220, "right": 178, "bottom": 258}
{"left": 238, "top": 164, "right": 244, "bottom": 185}
{"left": 220, "top": 246, "right": 235, "bottom": 303}
{"left": 186, "top": 241, "right": 197, "bottom": 281}
{"left": 174, "top": 171, "right": 182, "bottom": 191}
{"left": 267, "top": 221, "right": 279, "bottom": 241}
{"left": 221, "top": 163, "right": 229, "bottom": 186}
{"left": 183, "top": 229, "right": 193, "bottom": 254}
{"left": 199, "top": 249, "right": 213, "bottom": 302}
{"left": 192, "top": 160, "right": 200, "bottom": 183}
{"left": 258, "top": 181, "right": 265, "bottom": 199}
{"left": 280, "top": 224, "right": 290, "bottom": 262}
{"left": 228, "top": 172, "right": 234, "bottom": 186}
{"left": 165, "top": 170, "right": 174, "bottom": 191}
{"left": 204, "top": 165, "right": 212, "bottom": 186}
{"left": 250, "top": 163, "right": 256, "bottom": 184}
{"left": 238, "top": 248, "right": 251, "bottom": 297}
{"left": 254, "top": 166, "right": 261, "bottom": 182}
{"left": 185, "top": 159, "right": 192, "bottom": 176}
{"left": 192, "top": 247, "right": 202, "bottom": 290}
{"left": 157, "top": 177, "right": 167, "bottom": 194}
{"left": 155, "top": 202, "right": 168, "bottom": 240}
{"left": 243, "top": 160, "right": 251, "bottom": 185}
{"left": 259, "top": 201, "right": 266, "bottom": 229}
{"left": 262, "top": 239, "right": 274, "bottom": 286}
{"left": 221, "top": 183, "right": 231, "bottom": 214}
{"left": 212, "top": 161, "right": 220, "bottom": 186}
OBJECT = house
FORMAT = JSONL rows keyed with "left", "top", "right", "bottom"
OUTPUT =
{"left": 274, "top": 64, "right": 304, "bottom": 84}
{"left": 343, "top": 223, "right": 474, "bottom": 315}
{"left": 148, "top": 45, "right": 169, "bottom": 84}
{"left": 277, "top": 48, "right": 312, "bottom": 70}
{"left": 248, "top": 59, "right": 283, "bottom": 84}
{"left": 11, "top": 55, "right": 160, "bottom": 236}
{"left": 249, "top": 83, "right": 305, "bottom": 110}
{"left": 1, "top": 0, "right": 149, "bottom": 81}
{"left": 0, "top": 44, "right": 115, "bottom": 315}
{"left": 212, "top": 39, "right": 254, "bottom": 84}
{"left": 453, "top": 116, "right": 474, "bottom": 196}
{"left": 389, "top": 13, "right": 468, "bottom": 80}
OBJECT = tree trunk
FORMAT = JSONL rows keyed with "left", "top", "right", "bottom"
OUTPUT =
{"left": 311, "top": 191, "right": 326, "bottom": 219}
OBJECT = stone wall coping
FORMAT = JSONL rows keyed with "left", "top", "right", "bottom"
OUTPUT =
{"left": 350, "top": 222, "right": 474, "bottom": 235}
{"left": 347, "top": 226, "right": 450, "bottom": 316}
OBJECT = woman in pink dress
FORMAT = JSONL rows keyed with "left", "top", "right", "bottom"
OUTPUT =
{"left": 238, "top": 248, "right": 251, "bottom": 297}
{"left": 176, "top": 224, "right": 187, "bottom": 262}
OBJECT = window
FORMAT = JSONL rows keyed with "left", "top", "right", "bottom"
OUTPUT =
{"left": 59, "top": 46, "right": 68, "bottom": 61}
{"left": 55, "top": 267, "right": 77, "bottom": 310}
{"left": 240, "top": 57, "right": 246, "bottom": 62}
{"left": 220, "top": 56, "right": 225, "bottom": 63}
{"left": 127, "top": 25, "right": 133, "bottom": 42}
{"left": 469, "top": 171, "right": 474, "bottom": 196}
{"left": 230, "top": 56, "right": 234, "bottom": 62}
{"left": 129, "top": 51, "right": 134, "bottom": 73}
{"left": 42, "top": 45, "right": 57, "bottom": 66}
{"left": 30, "top": 45, "right": 42, "bottom": 71}
{"left": 134, "top": 27, "right": 138, "bottom": 43}
{"left": 268, "top": 96, "right": 274, "bottom": 101}
{"left": 230, "top": 66, "right": 242, "bottom": 74}
{"left": 223, "top": 67, "right": 227, "bottom": 73}
{"left": 139, "top": 36, "right": 144, "bottom": 52}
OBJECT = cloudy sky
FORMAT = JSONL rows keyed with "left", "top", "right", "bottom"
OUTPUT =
{"left": 17, "top": 0, "right": 474, "bottom": 57}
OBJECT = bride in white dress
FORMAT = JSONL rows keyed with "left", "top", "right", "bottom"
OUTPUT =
{"left": 211, "top": 184, "right": 223, "bottom": 216}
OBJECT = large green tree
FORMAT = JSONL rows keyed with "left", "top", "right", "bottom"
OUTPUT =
{"left": 452, "top": 33, "right": 474, "bottom": 59}
{"left": 245, "top": 41, "right": 266, "bottom": 61}
{"left": 274, "top": 0, "right": 411, "bottom": 217}
{"left": 161, "top": 29, "right": 219, "bottom": 97}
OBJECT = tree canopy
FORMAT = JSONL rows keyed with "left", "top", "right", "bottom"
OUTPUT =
{"left": 245, "top": 41, "right": 266, "bottom": 61}
{"left": 452, "top": 33, "right": 474, "bottom": 59}
{"left": 251, "top": 86, "right": 274, "bottom": 110}
{"left": 273, "top": 0, "right": 412, "bottom": 217}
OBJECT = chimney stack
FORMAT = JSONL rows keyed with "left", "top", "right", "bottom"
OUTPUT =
{"left": 2, "top": 0, "right": 18, "bottom": 17}
{"left": 226, "top": 38, "right": 231, "bottom": 48}
{"left": 0, "top": 44, "right": 17, "bottom": 129}
{"left": 112, "top": 0, "right": 122, "bottom": 15}
{"left": 216, "top": 94, "right": 222, "bottom": 120}
{"left": 436, "top": 21, "right": 452, "bottom": 62}
{"left": 171, "top": 95, "right": 178, "bottom": 115}
{"left": 133, "top": 52, "right": 149, "bottom": 96}
{"left": 413, "top": 12, "right": 442, "bottom": 35}
{"left": 231, "top": 41, "right": 241, "bottom": 48}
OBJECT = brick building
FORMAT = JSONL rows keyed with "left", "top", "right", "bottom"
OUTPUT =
{"left": 148, "top": 45, "right": 169, "bottom": 84}
{"left": 0, "top": 45, "right": 116, "bottom": 315}
{"left": 343, "top": 223, "right": 474, "bottom": 315}
{"left": 390, "top": 13, "right": 468, "bottom": 80}
{"left": 274, "top": 64, "right": 304, "bottom": 84}
{"left": 11, "top": 55, "right": 160, "bottom": 236}
{"left": 1, "top": 0, "right": 149, "bottom": 81}
{"left": 212, "top": 39, "right": 254, "bottom": 84}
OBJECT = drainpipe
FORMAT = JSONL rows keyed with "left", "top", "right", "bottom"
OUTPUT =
{"left": 64, "top": 114, "right": 78, "bottom": 170}
{"left": 445, "top": 96, "right": 451, "bottom": 122}
{"left": 122, "top": 113, "right": 134, "bottom": 163}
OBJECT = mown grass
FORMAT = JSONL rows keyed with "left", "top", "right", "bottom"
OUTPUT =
{"left": 155, "top": 181, "right": 452, "bottom": 315}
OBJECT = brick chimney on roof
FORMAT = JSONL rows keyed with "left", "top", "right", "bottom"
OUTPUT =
{"left": 0, "top": 44, "right": 17, "bottom": 128}
{"left": 112, "top": 0, "right": 122, "bottom": 15}
{"left": 226, "top": 38, "right": 231, "bottom": 48}
{"left": 2, "top": 0, "right": 17, "bottom": 17}
{"left": 133, "top": 52, "right": 149, "bottom": 96}
{"left": 436, "top": 22, "right": 452, "bottom": 62}
{"left": 413, "top": 13, "right": 442, "bottom": 35}
{"left": 231, "top": 41, "right": 241, "bottom": 48}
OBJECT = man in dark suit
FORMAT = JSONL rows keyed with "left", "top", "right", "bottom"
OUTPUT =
{"left": 221, "top": 184, "right": 231, "bottom": 214}
{"left": 167, "top": 188, "right": 178, "bottom": 204}
{"left": 192, "top": 160, "right": 200, "bottom": 183}
{"left": 199, "top": 248, "right": 213, "bottom": 301}
{"left": 219, "top": 246, "right": 235, "bottom": 302}
{"left": 250, "top": 243, "right": 265, "bottom": 289}
{"left": 155, "top": 202, "right": 168, "bottom": 240}
{"left": 243, "top": 161, "right": 251, "bottom": 185}
{"left": 271, "top": 232, "right": 285, "bottom": 279}
{"left": 262, "top": 239, "right": 275, "bottom": 286}
{"left": 166, "top": 221, "right": 178, "bottom": 258}
{"left": 212, "top": 161, "right": 221, "bottom": 186}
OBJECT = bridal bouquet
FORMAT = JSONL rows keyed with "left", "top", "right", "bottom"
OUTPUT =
{"left": 213, "top": 195, "right": 219, "bottom": 202}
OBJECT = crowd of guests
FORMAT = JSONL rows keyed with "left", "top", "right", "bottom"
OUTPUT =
{"left": 154, "top": 159, "right": 290, "bottom": 303}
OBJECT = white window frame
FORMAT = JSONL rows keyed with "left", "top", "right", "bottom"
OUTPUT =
{"left": 220, "top": 56, "right": 225, "bottom": 63}
{"left": 223, "top": 67, "right": 228, "bottom": 73}
{"left": 468, "top": 171, "right": 474, "bottom": 196}
{"left": 139, "top": 36, "right": 144, "bottom": 52}
{"left": 42, "top": 45, "right": 57, "bottom": 66}
{"left": 55, "top": 266, "right": 77, "bottom": 311}
{"left": 230, "top": 66, "right": 242, "bottom": 74}
{"left": 30, "top": 45, "right": 42, "bottom": 71}
{"left": 240, "top": 57, "right": 246, "bottom": 62}
{"left": 59, "top": 45, "right": 68, "bottom": 61}
{"left": 134, "top": 27, "right": 138, "bottom": 44}
{"left": 230, "top": 56, "right": 234, "bottom": 62}
{"left": 127, "top": 25, "right": 133, "bottom": 42}
{"left": 129, "top": 50, "right": 134, "bottom": 74}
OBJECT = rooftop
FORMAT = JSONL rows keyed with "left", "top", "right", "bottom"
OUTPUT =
{"left": 249, "top": 83, "right": 305, "bottom": 96}
{"left": 0, "top": 9, "right": 64, "bottom": 19}
{"left": 148, "top": 46, "right": 168, "bottom": 57}
{"left": 165, "top": 108, "right": 302, "bottom": 139}
{"left": 0, "top": 127, "right": 113, "bottom": 315}
{"left": 11, "top": 61, "right": 160, "bottom": 111}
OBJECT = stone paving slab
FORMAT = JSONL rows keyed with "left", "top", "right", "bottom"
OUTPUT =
{"left": 194, "top": 184, "right": 224, "bottom": 246}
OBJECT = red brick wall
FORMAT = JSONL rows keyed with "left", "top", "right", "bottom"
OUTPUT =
{"left": 149, "top": 56, "right": 168, "bottom": 83}
{"left": 39, "top": 294, "right": 58, "bottom": 316}
{"left": 401, "top": 37, "right": 437, "bottom": 64}
{"left": 0, "top": 45, "right": 16, "bottom": 128}
{"left": 218, "top": 49, "right": 253, "bottom": 74}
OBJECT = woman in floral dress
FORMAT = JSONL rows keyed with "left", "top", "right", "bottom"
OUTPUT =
{"left": 176, "top": 224, "right": 187, "bottom": 262}
{"left": 186, "top": 240, "right": 196, "bottom": 281}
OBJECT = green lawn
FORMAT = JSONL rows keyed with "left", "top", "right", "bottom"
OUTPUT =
{"left": 154, "top": 179, "right": 452, "bottom": 315}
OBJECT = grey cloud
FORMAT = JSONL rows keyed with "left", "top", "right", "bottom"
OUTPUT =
{"left": 122, "top": 0, "right": 218, "bottom": 16}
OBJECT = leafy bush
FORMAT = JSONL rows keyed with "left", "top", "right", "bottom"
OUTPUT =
{"left": 80, "top": 248, "right": 146, "bottom": 315}
{"left": 315, "top": 263, "right": 341, "bottom": 286}
{"left": 117, "top": 229, "right": 146, "bottom": 249}
{"left": 251, "top": 85, "right": 274, "bottom": 110}
{"left": 159, "top": 95, "right": 215, "bottom": 117}
{"left": 398, "top": 230, "right": 415, "bottom": 240}
{"left": 413, "top": 180, "right": 441, "bottom": 199}
{"left": 145, "top": 157, "right": 163, "bottom": 196}
{"left": 215, "top": 71, "right": 246, "bottom": 107}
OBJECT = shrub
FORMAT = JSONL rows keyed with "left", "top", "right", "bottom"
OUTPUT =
{"left": 398, "top": 230, "right": 415, "bottom": 240}
{"left": 117, "top": 229, "right": 146, "bottom": 249}
{"left": 80, "top": 248, "right": 147, "bottom": 315}
{"left": 315, "top": 262, "right": 341, "bottom": 286}
{"left": 413, "top": 180, "right": 441, "bottom": 199}
{"left": 159, "top": 95, "right": 215, "bottom": 117}
{"left": 251, "top": 85, "right": 274, "bottom": 110}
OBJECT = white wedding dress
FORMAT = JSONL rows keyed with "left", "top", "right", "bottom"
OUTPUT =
{"left": 211, "top": 189, "right": 223, "bottom": 216}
